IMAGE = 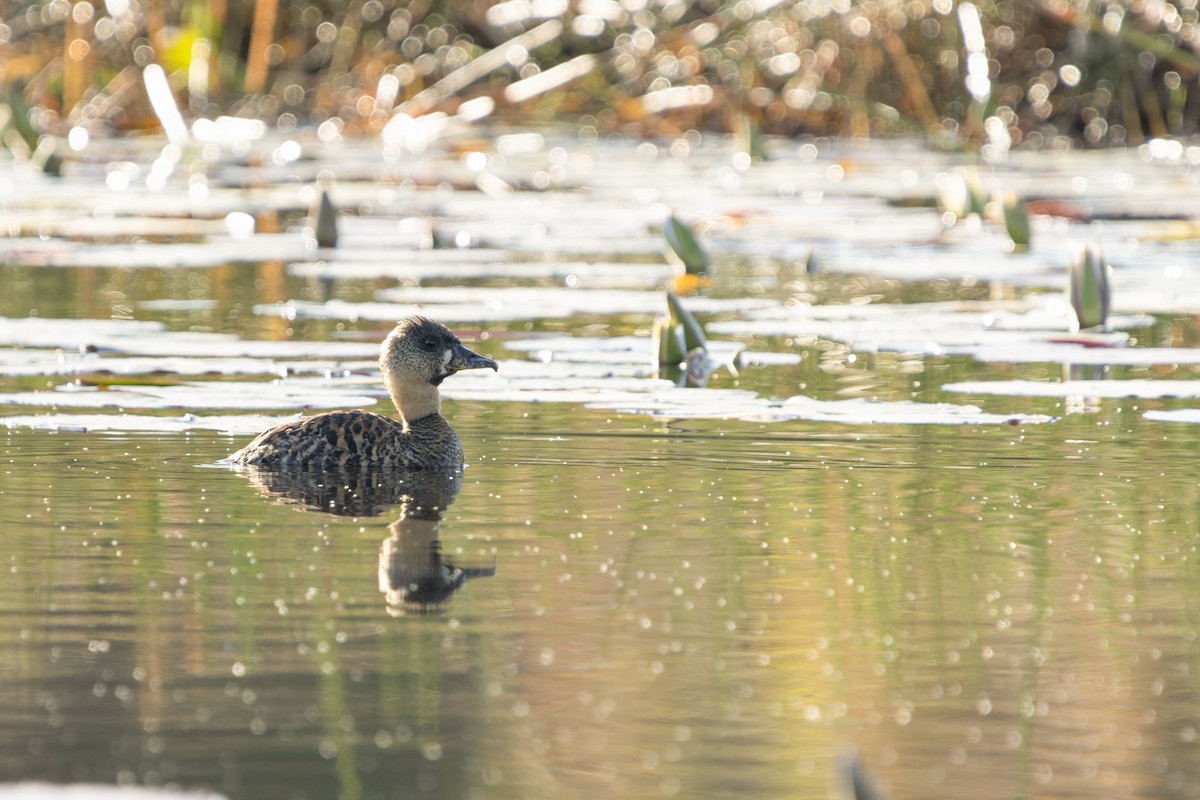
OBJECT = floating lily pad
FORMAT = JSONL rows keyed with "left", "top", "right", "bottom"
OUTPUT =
{"left": 706, "top": 299, "right": 1160, "bottom": 362}
{"left": 591, "top": 390, "right": 1052, "bottom": 425}
{"left": 373, "top": 286, "right": 777, "bottom": 317}
{"left": 943, "top": 379, "right": 1200, "bottom": 399}
{"left": 0, "top": 381, "right": 378, "bottom": 410}
{"left": 0, "top": 351, "right": 367, "bottom": 378}
{"left": 289, "top": 259, "right": 677, "bottom": 287}
{"left": 137, "top": 299, "right": 220, "bottom": 311}
{"left": 735, "top": 351, "right": 804, "bottom": 367}
{"left": 0, "top": 317, "right": 380, "bottom": 359}
{"left": 255, "top": 299, "right": 519, "bottom": 324}
{"left": 778, "top": 396, "right": 1053, "bottom": 425}
{"left": 1143, "top": 409, "right": 1200, "bottom": 423}
{"left": 451, "top": 356, "right": 1050, "bottom": 425}
{"left": 0, "top": 412, "right": 297, "bottom": 434}
{"left": 256, "top": 289, "right": 773, "bottom": 324}
{"left": 0, "top": 783, "right": 227, "bottom": 800}
{"left": 0, "top": 316, "right": 165, "bottom": 348}
{"left": 504, "top": 334, "right": 744, "bottom": 367}
{"left": 0, "top": 234, "right": 310, "bottom": 269}
{"left": 939, "top": 343, "right": 1200, "bottom": 366}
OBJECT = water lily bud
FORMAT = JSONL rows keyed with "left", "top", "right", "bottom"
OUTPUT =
{"left": 934, "top": 171, "right": 968, "bottom": 223}
{"left": 653, "top": 316, "right": 686, "bottom": 365}
{"left": 666, "top": 291, "right": 707, "bottom": 353}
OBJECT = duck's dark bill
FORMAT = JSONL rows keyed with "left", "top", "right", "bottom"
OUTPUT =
{"left": 449, "top": 343, "right": 499, "bottom": 373}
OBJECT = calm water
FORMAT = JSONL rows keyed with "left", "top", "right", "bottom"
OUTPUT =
{"left": 4, "top": 397, "right": 1200, "bottom": 799}
{"left": 5, "top": 132, "right": 1200, "bottom": 799}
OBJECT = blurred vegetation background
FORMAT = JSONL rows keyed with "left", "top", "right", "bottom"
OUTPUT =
{"left": 2, "top": 0, "right": 1199, "bottom": 156}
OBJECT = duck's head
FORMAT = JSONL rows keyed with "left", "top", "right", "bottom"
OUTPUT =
{"left": 381, "top": 316, "right": 498, "bottom": 388}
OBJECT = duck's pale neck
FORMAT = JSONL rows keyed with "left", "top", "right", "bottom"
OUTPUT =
{"left": 386, "top": 374, "right": 441, "bottom": 426}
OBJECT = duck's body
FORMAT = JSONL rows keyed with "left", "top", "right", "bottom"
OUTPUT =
{"left": 228, "top": 316, "right": 496, "bottom": 470}
{"left": 229, "top": 409, "right": 454, "bottom": 470}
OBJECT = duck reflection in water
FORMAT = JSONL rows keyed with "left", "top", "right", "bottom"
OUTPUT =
{"left": 239, "top": 466, "right": 495, "bottom": 615}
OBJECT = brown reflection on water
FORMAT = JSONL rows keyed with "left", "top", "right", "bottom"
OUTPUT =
{"left": 236, "top": 463, "right": 496, "bottom": 614}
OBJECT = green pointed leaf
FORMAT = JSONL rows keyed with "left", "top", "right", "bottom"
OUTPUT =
{"left": 961, "top": 166, "right": 988, "bottom": 216}
{"left": 3, "top": 86, "right": 40, "bottom": 152}
{"left": 1001, "top": 191, "right": 1030, "bottom": 247}
{"left": 666, "top": 291, "right": 707, "bottom": 353}
{"left": 31, "top": 138, "right": 63, "bottom": 176}
{"left": 1067, "top": 242, "right": 1111, "bottom": 330}
{"left": 800, "top": 245, "right": 820, "bottom": 274}
{"left": 734, "top": 113, "right": 765, "bottom": 161}
{"left": 653, "top": 316, "right": 686, "bottom": 365}
{"left": 311, "top": 188, "right": 339, "bottom": 248}
{"left": 662, "top": 213, "right": 710, "bottom": 275}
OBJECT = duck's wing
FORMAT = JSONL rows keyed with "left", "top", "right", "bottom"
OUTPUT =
{"left": 228, "top": 409, "right": 409, "bottom": 469}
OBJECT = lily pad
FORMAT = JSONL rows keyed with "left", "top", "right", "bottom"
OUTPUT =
{"left": 137, "top": 299, "right": 220, "bottom": 311}
{"left": 504, "top": 334, "right": 745, "bottom": 367}
{"left": 0, "top": 784, "right": 227, "bottom": 800}
{"left": 0, "top": 351, "right": 368, "bottom": 378}
{"left": 0, "top": 412, "right": 297, "bottom": 434}
{"left": 943, "top": 379, "right": 1200, "bottom": 399}
{"left": 778, "top": 395, "right": 1052, "bottom": 425}
{"left": 0, "top": 317, "right": 380, "bottom": 359}
{"left": 735, "top": 351, "right": 804, "bottom": 367}
{"left": 1143, "top": 409, "right": 1200, "bottom": 423}
{"left": 255, "top": 299, "right": 523, "bottom": 324}
{"left": 590, "top": 390, "right": 1052, "bottom": 425}
{"left": 706, "top": 299, "right": 1160, "bottom": 362}
{"left": 374, "top": 286, "right": 777, "bottom": 317}
{"left": 0, "top": 381, "right": 379, "bottom": 410}
{"left": 0, "top": 234, "right": 310, "bottom": 269}
{"left": 289, "top": 259, "right": 677, "bottom": 287}
{"left": 450, "top": 354, "right": 1050, "bottom": 425}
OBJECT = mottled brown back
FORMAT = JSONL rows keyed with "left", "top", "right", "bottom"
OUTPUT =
{"left": 229, "top": 409, "right": 463, "bottom": 470}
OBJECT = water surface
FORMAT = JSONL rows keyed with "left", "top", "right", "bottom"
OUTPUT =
{"left": 5, "top": 131, "right": 1200, "bottom": 799}
{"left": 4, "top": 397, "right": 1200, "bottom": 798}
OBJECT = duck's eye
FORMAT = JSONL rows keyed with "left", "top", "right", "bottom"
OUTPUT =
{"left": 421, "top": 337, "right": 439, "bottom": 350}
